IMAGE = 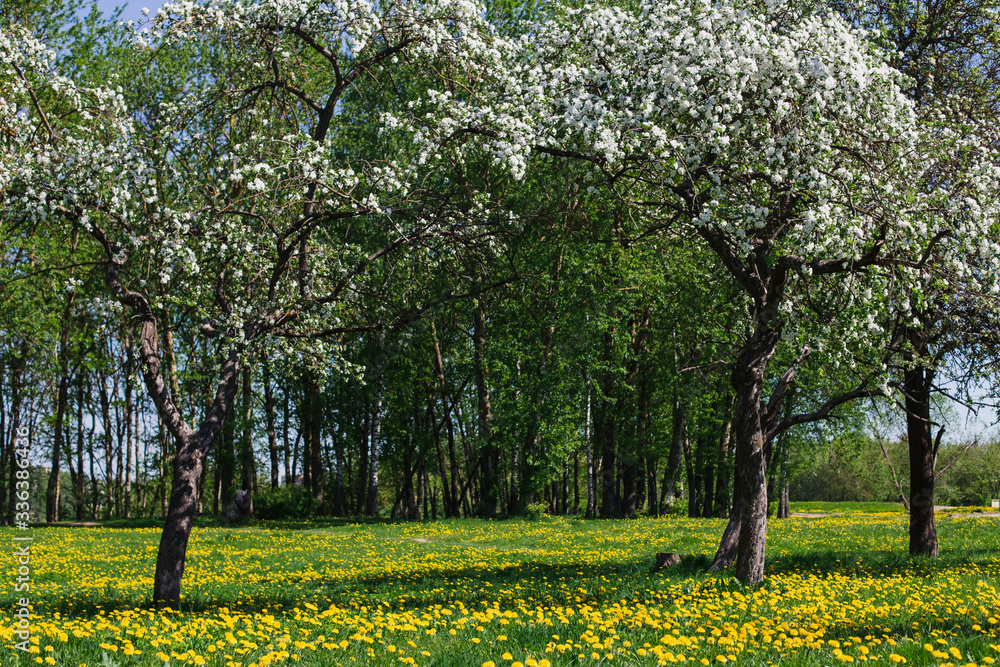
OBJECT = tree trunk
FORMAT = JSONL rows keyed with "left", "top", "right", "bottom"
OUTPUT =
{"left": 125, "top": 342, "right": 136, "bottom": 519}
{"left": 775, "top": 398, "right": 794, "bottom": 520}
{"left": 663, "top": 389, "right": 686, "bottom": 508}
{"left": 473, "top": 301, "right": 499, "bottom": 518}
{"left": 683, "top": 434, "right": 697, "bottom": 518}
{"left": 309, "top": 386, "right": 324, "bottom": 514}
{"left": 904, "top": 328, "right": 939, "bottom": 557}
{"left": 74, "top": 374, "right": 86, "bottom": 520}
{"left": 646, "top": 458, "right": 658, "bottom": 517}
{"left": 708, "top": 469, "right": 742, "bottom": 572}
{"left": 713, "top": 396, "right": 734, "bottom": 517}
{"left": 573, "top": 454, "right": 580, "bottom": 515}
{"left": 238, "top": 365, "right": 256, "bottom": 515}
{"left": 154, "top": 348, "right": 241, "bottom": 607}
{"left": 730, "top": 328, "right": 781, "bottom": 586}
{"left": 427, "top": 392, "right": 454, "bottom": 516}
{"left": 366, "top": 360, "right": 385, "bottom": 517}
{"left": 584, "top": 386, "right": 595, "bottom": 518}
{"left": 263, "top": 359, "right": 279, "bottom": 489}
{"left": 47, "top": 371, "right": 69, "bottom": 523}
{"left": 89, "top": 396, "right": 100, "bottom": 519}
{"left": 154, "top": 438, "right": 208, "bottom": 606}
{"left": 283, "top": 385, "right": 292, "bottom": 486}
{"left": 621, "top": 452, "right": 637, "bottom": 518}
{"left": 597, "top": 330, "right": 617, "bottom": 519}
{"left": 99, "top": 370, "right": 114, "bottom": 519}
{"left": 332, "top": 423, "right": 345, "bottom": 516}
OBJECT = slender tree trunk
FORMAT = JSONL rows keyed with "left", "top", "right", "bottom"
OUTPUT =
{"left": 427, "top": 394, "right": 454, "bottom": 516}
{"left": 99, "top": 369, "right": 114, "bottom": 519}
{"left": 47, "top": 374, "right": 69, "bottom": 522}
{"left": 777, "top": 462, "right": 790, "bottom": 519}
{"left": 473, "top": 301, "right": 499, "bottom": 518}
{"left": 308, "top": 381, "right": 323, "bottom": 514}
{"left": 88, "top": 395, "right": 99, "bottom": 519}
{"left": 216, "top": 403, "right": 236, "bottom": 514}
{"left": 431, "top": 326, "right": 462, "bottom": 517}
{"left": 356, "top": 401, "right": 368, "bottom": 514}
{"left": 597, "top": 329, "right": 617, "bottom": 519}
{"left": 904, "top": 327, "right": 939, "bottom": 557}
{"left": 263, "top": 359, "right": 279, "bottom": 489}
{"left": 332, "top": 422, "right": 345, "bottom": 516}
{"left": 775, "top": 397, "right": 794, "bottom": 520}
{"left": 683, "top": 435, "right": 698, "bottom": 518}
{"left": 584, "top": 386, "right": 596, "bottom": 518}
{"left": 714, "top": 395, "right": 734, "bottom": 517}
{"left": 124, "top": 343, "right": 136, "bottom": 520}
{"left": 74, "top": 374, "right": 86, "bottom": 520}
{"left": 238, "top": 365, "right": 256, "bottom": 515}
{"left": 366, "top": 358, "right": 385, "bottom": 517}
{"left": 573, "top": 454, "right": 580, "bottom": 515}
{"left": 300, "top": 384, "right": 312, "bottom": 495}
{"left": 646, "top": 458, "right": 658, "bottom": 517}
{"left": 47, "top": 321, "right": 73, "bottom": 523}
{"left": 663, "top": 389, "right": 686, "bottom": 508}
{"left": 283, "top": 386, "right": 292, "bottom": 486}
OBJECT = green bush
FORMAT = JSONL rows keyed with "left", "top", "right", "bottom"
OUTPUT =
{"left": 521, "top": 502, "right": 549, "bottom": 521}
{"left": 254, "top": 486, "right": 318, "bottom": 520}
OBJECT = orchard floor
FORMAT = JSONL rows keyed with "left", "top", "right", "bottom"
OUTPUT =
{"left": 1, "top": 505, "right": 1000, "bottom": 667}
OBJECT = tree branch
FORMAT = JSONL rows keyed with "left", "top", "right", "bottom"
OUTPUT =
{"left": 766, "top": 384, "right": 884, "bottom": 445}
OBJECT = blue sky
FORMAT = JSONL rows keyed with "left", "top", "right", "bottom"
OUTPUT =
{"left": 95, "top": 0, "right": 155, "bottom": 26}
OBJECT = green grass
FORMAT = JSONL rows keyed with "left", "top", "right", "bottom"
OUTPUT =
{"left": 0, "top": 509, "right": 999, "bottom": 666}
{"left": 787, "top": 500, "right": 906, "bottom": 513}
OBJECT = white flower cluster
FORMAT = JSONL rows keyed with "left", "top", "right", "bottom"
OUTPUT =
{"left": 405, "top": 0, "right": 1000, "bottom": 360}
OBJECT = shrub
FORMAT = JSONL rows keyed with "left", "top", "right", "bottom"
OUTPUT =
{"left": 254, "top": 485, "right": 318, "bottom": 520}
{"left": 521, "top": 502, "right": 549, "bottom": 521}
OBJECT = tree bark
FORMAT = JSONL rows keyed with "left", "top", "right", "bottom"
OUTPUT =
{"left": 74, "top": 373, "right": 86, "bottom": 520}
{"left": 46, "top": 297, "right": 74, "bottom": 523}
{"left": 597, "top": 331, "right": 617, "bottom": 519}
{"left": 663, "top": 389, "right": 686, "bottom": 508}
{"left": 713, "top": 395, "right": 734, "bottom": 517}
{"left": 731, "top": 327, "right": 781, "bottom": 586}
{"left": 473, "top": 301, "right": 499, "bottom": 518}
{"left": 263, "top": 358, "right": 279, "bottom": 489}
{"left": 904, "top": 327, "right": 939, "bottom": 557}
{"left": 584, "top": 386, "right": 596, "bottom": 518}
{"left": 238, "top": 365, "right": 256, "bottom": 515}
{"left": 125, "top": 343, "right": 135, "bottom": 519}
{"left": 366, "top": 357, "right": 385, "bottom": 517}
{"left": 308, "top": 378, "right": 324, "bottom": 514}
{"left": 99, "top": 369, "right": 114, "bottom": 519}
{"left": 708, "top": 470, "right": 742, "bottom": 571}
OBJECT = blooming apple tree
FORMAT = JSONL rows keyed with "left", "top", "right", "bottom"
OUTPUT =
{"left": 4, "top": 0, "right": 514, "bottom": 607}
{"left": 407, "top": 0, "right": 1000, "bottom": 583}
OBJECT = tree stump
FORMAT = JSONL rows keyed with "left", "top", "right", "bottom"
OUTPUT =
{"left": 655, "top": 552, "right": 682, "bottom": 569}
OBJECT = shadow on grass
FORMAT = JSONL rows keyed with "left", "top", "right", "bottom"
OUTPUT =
{"left": 34, "top": 535, "right": 1000, "bottom": 621}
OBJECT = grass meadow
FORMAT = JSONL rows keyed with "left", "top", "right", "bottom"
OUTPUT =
{"left": 1, "top": 504, "right": 1000, "bottom": 666}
